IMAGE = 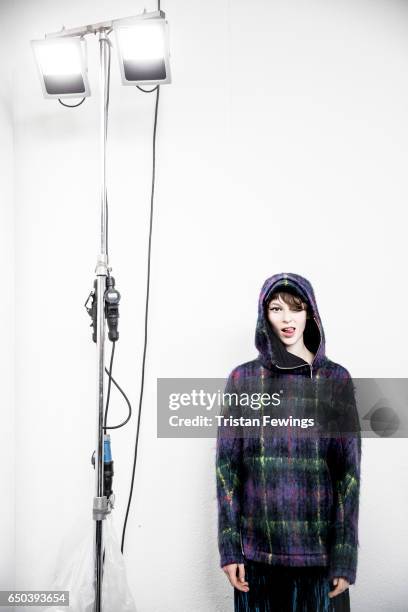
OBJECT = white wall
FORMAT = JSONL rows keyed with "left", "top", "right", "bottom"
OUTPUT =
{"left": 0, "top": 9, "right": 15, "bottom": 592}
{"left": 3, "top": 0, "right": 408, "bottom": 610}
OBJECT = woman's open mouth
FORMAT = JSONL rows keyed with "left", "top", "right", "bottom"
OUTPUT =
{"left": 281, "top": 327, "right": 295, "bottom": 337}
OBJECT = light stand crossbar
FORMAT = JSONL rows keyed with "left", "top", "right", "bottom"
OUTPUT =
{"left": 44, "top": 10, "right": 164, "bottom": 39}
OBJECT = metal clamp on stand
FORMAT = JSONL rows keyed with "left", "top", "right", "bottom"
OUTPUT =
{"left": 93, "top": 496, "right": 110, "bottom": 521}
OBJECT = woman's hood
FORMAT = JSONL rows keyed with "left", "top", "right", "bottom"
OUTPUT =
{"left": 255, "top": 272, "right": 326, "bottom": 370}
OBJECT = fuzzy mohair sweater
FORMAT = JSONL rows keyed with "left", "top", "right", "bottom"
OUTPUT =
{"left": 216, "top": 272, "right": 361, "bottom": 585}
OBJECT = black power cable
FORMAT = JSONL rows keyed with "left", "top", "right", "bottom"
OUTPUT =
{"left": 137, "top": 85, "right": 159, "bottom": 93}
{"left": 58, "top": 97, "right": 86, "bottom": 108}
{"left": 103, "top": 342, "right": 132, "bottom": 430}
{"left": 121, "top": 83, "right": 160, "bottom": 554}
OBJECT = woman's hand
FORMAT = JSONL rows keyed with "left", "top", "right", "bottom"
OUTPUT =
{"left": 222, "top": 563, "right": 249, "bottom": 592}
{"left": 328, "top": 577, "right": 349, "bottom": 598}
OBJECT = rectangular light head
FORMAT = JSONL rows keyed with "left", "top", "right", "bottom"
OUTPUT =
{"left": 113, "top": 13, "right": 171, "bottom": 86}
{"left": 31, "top": 37, "right": 91, "bottom": 99}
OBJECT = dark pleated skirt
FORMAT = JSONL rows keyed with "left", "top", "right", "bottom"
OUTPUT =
{"left": 234, "top": 560, "right": 350, "bottom": 612}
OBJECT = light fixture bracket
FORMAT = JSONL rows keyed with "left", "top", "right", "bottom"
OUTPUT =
{"left": 44, "top": 10, "right": 165, "bottom": 40}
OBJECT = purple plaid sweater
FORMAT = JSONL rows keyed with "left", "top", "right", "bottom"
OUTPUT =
{"left": 216, "top": 272, "right": 361, "bottom": 585}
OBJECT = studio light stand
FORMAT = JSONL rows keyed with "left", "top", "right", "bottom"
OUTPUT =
{"left": 31, "top": 12, "right": 171, "bottom": 612}
{"left": 93, "top": 29, "right": 111, "bottom": 612}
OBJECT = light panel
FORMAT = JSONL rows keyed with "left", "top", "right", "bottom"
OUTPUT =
{"left": 31, "top": 37, "right": 91, "bottom": 99}
{"left": 113, "top": 16, "right": 171, "bottom": 85}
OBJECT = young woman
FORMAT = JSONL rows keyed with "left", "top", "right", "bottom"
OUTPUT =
{"left": 216, "top": 272, "right": 361, "bottom": 612}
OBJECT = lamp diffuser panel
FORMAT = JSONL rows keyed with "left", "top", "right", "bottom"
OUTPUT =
{"left": 114, "top": 17, "right": 171, "bottom": 85}
{"left": 31, "top": 37, "right": 91, "bottom": 99}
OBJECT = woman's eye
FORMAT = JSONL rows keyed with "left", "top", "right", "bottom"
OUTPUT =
{"left": 269, "top": 307, "right": 303, "bottom": 313}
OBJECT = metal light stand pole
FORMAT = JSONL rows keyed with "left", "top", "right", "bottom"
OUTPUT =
{"left": 92, "top": 29, "right": 112, "bottom": 612}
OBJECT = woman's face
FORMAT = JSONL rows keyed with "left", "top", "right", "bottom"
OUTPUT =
{"left": 266, "top": 293, "right": 308, "bottom": 347}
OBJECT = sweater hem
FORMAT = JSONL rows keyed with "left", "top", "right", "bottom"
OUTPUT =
{"left": 243, "top": 548, "right": 329, "bottom": 568}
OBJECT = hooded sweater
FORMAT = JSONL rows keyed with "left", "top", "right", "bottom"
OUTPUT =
{"left": 216, "top": 272, "right": 361, "bottom": 585}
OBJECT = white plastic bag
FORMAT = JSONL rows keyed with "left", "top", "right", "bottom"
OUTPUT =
{"left": 41, "top": 513, "right": 137, "bottom": 612}
{"left": 101, "top": 513, "right": 137, "bottom": 612}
